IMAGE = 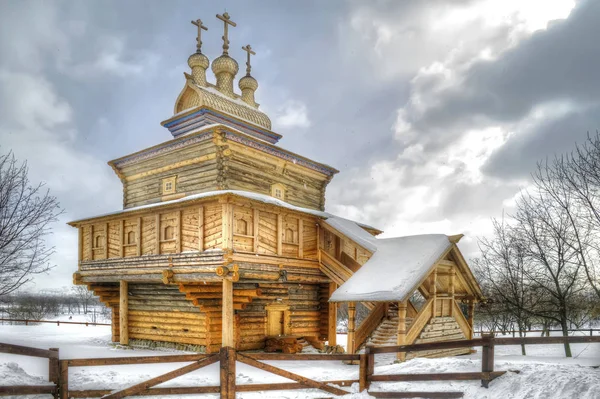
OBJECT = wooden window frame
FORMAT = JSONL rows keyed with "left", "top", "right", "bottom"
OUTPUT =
{"left": 162, "top": 176, "right": 177, "bottom": 195}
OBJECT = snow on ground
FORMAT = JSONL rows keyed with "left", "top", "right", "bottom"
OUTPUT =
{"left": 1, "top": 323, "right": 599, "bottom": 399}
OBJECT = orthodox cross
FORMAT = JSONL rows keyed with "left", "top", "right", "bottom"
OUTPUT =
{"left": 191, "top": 19, "right": 208, "bottom": 53}
{"left": 242, "top": 44, "right": 255, "bottom": 75}
{"left": 216, "top": 12, "right": 236, "bottom": 54}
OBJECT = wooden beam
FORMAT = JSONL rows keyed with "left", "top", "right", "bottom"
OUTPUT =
{"left": 78, "top": 227, "right": 83, "bottom": 266}
{"left": 253, "top": 208, "right": 259, "bottom": 253}
{"left": 119, "top": 220, "right": 124, "bottom": 258}
{"left": 431, "top": 269, "right": 437, "bottom": 318}
{"left": 468, "top": 299, "right": 475, "bottom": 340}
{"left": 104, "top": 222, "right": 109, "bottom": 259}
{"left": 155, "top": 214, "right": 161, "bottom": 255}
{"left": 176, "top": 210, "right": 182, "bottom": 253}
{"left": 136, "top": 218, "right": 142, "bottom": 256}
{"left": 298, "top": 219, "right": 303, "bottom": 259}
{"left": 222, "top": 203, "right": 233, "bottom": 250}
{"left": 276, "top": 214, "right": 283, "bottom": 256}
{"left": 119, "top": 280, "right": 129, "bottom": 345}
{"left": 198, "top": 206, "right": 205, "bottom": 252}
{"left": 328, "top": 282, "right": 337, "bottom": 346}
{"left": 397, "top": 300, "right": 407, "bottom": 362}
{"left": 347, "top": 302, "right": 356, "bottom": 354}
{"left": 222, "top": 278, "right": 234, "bottom": 347}
{"left": 449, "top": 266, "right": 455, "bottom": 317}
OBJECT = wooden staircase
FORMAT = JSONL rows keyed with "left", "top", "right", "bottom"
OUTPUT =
{"left": 366, "top": 308, "right": 414, "bottom": 347}
{"left": 406, "top": 317, "right": 471, "bottom": 359}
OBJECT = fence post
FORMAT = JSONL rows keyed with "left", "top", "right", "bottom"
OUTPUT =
{"left": 365, "top": 343, "right": 374, "bottom": 390}
{"left": 481, "top": 333, "right": 495, "bottom": 388}
{"left": 359, "top": 354, "right": 367, "bottom": 392}
{"left": 59, "top": 360, "right": 68, "bottom": 399}
{"left": 49, "top": 348, "right": 59, "bottom": 399}
{"left": 220, "top": 347, "right": 236, "bottom": 399}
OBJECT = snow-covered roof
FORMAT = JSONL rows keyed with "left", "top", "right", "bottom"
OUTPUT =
{"left": 68, "top": 190, "right": 377, "bottom": 235}
{"left": 329, "top": 234, "right": 452, "bottom": 303}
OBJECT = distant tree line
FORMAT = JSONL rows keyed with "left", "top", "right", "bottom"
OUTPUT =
{"left": 0, "top": 287, "right": 107, "bottom": 323}
{"left": 475, "top": 133, "right": 600, "bottom": 357}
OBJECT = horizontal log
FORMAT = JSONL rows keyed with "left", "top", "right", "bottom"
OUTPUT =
{"left": 236, "top": 380, "right": 358, "bottom": 392}
{"left": 370, "top": 371, "right": 506, "bottom": 382}
{"left": 68, "top": 386, "right": 220, "bottom": 398}
{"left": 246, "top": 353, "right": 360, "bottom": 361}
{"left": 67, "top": 353, "right": 211, "bottom": 367}
{"left": 0, "top": 343, "right": 57, "bottom": 359}
{"left": 0, "top": 385, "right": 56, "bottom": 395}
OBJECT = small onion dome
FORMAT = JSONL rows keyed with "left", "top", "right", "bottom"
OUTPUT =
{"left": 239, "top": 74, "right": 258, "bottom": 91}
{"left": 188, "top": 52, "right": 209, "bottom": 70}
{"left": 211, "top": 54, "right": 239, "bottom": 76}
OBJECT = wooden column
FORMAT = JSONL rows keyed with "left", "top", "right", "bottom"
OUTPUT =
{"left": 252, "top": 208, "right": 259, "bottom": 252}
{"left": 176, "top": 210, "right": 182, "bottom": 253}
{"left": 276, "top": 214, "right": 283, "bottom": 256}
{"left": 136, "top": 218, "right": 142, "bottom": 256}
{"left": 198, "top": 206, "right": 205, "bottom": 251}
{"left": 431, "top": 269, "right": 438, "bottom": 318}
{"left": 119, "top": 220, "right": 124, "bottom": 257}
{"left": 347, "top": 302, "right": 356, "bottom": 354}
{"left": 222, "top": 278, "right": 234, "bottom": 348}
{"left": 298, "top": 219, "right": 304, "bottom": 258}
{"left": 104, "top": 222, "right": 109, "bottom": 259}
{"left": 222, "top": 203, "right": 233, "bottom": 250}
{"left": 468, "top": 299, "right": 475, "bottom": 339}
{"left": 78, "top": 227, "right": 83, "bottom": 266}
{"left": 155, "top": 214, "right": 161, "bottom": 255}
{"left": 119, "top": 280, "right": 129, "bottom": 345}
{"left": 449, "top": 266, "right": 455, "bottom": 317}
{"left": 397, "top": 300, "right": 407, "bottom": 362}
{"left": 328, "top": 282, "right": 337, "bottom": 346}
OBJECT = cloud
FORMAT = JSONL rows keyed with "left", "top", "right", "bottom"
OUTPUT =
{"left": 275, "top": 100, "right": 311, "bottom": 129}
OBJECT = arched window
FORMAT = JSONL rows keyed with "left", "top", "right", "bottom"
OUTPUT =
{"left": 164, "top": 225, "right": 175, "bottom": 240}
{"left": 285, "top": 228, "right": 295, "bottom": 244}
{"left": 94, "top": 235, "right": 104, "bottom": 248}
{"left": 235, "top": 218, "right": 248, "bottom": 235}
{"left": 127, "top": 230, "right": 136, "bottom": 244}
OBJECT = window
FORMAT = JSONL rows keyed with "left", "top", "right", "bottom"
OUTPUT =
{"left": 162, "top": 176, "right": 177, "bottom": 195}
{"left": 164, "top": 225, "right": 175, "bottom": 240}
{"left": 127, "top": 230, "right": 136, "bottom": 245}
{"left": 94, "top": 235, "right": 104, "bottom": 248}
{"left": 270, "top": 183, "right": 286, "bottom": 200}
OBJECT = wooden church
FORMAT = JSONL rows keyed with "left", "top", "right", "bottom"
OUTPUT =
{"left": 69, "top": 13, "right": 484, "bottom": 358}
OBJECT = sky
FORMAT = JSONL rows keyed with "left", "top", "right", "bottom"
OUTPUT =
{"left": 0, "top": 0, "right": 593, "bottom": 292}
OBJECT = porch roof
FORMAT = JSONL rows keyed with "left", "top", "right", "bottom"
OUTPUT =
{"left": 329, "top": 234, "right": 453, "bottom": 303}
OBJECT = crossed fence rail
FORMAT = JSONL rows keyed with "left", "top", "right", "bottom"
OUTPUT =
{"left": 1, "top": 334, "right": 599, "bottom": 398}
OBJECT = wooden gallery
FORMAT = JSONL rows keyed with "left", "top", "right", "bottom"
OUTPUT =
{"left": 70, "top": 14, "right": 484, "bottom": 358}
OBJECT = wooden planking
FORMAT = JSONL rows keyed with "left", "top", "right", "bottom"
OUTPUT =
{"left": 257, "top": 210, "right": 277, "bottom": 255}
{"left": 141, "top": 216, "right": 156, "bottom": 255}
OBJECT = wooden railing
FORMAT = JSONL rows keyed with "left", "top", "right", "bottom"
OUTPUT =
{"left": 4, "top": 334, "right": 600, "bottom": 398}
{"left": 452, "top": 301, "right": 472, "bottom": 339}
{"left": 0, "top": 343, "right": 59, "bottom": 398}
{"left": 406, "top": 297, "right": 433, "bottom": 344}
{"left": 0, "top": 318, "right": 110, "bottom": 327}
{"left": 318, "top": 250, "right": 353, "bottom": 285}
{"left": 354, "top": 303, "right": 387, "bottom": 352}
{"left": 473, "top": 328, "right": 600, "bottom": 337}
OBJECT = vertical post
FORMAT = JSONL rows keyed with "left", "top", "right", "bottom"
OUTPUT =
{"left": 328, "top": 282, "right": 338, "bottom": 346}
{"left": 59, "top": 360, "right": 68, "bottom": 399}
{"left": 397, "top": 300, "right": 407, "bottom": 362}
{"left": 136, "top": 217, "right": 142, "bottom": 256}
{"left": 176, "top": 210, "right": 182, "bottom": 253}
{"left": 365, "top": 343, "right": 374, "bottom": 390}
{"left": 104, "top": 222, "right": 109, "bottom": 259}
{"left": 431, "top": 269, "right": 437, "bottom": 318}
{"left": 222, "top": 278, "right": 234, "bottom": 347}
{"left": 359, "top": 353, "right": 368, "bottom": 392}
{"left": 220, "top": 346, "right": 236, "bottom": 399}
{"left": 276, "top": 213, "right": 283, "bottom": 256}
{"left": 155, "top": 214, "right": 161, "bottom": 255}
{"left": 222, "top": 202, "right": 233, "bottom": 251}
{"left": 119, "top": 280, "right": 129, "bottom": 345}
{"left": 468, "top": 299, "right": 475, "bottom": 340}
{"left": 49, "top": 348, "right": 59, "bottom": 398}
{"left": 252, "top": 208, "right": 259, "bottom": 253}
{"left": 449, "top": 266, "right": 455, "bottom": 317}
{"left": 199, "top": 206, "right": 205, "bottom": 251}
{"left": 119, "top": 220, "right": 124, "bottom": 257}
{"left": 298, "top": 218, "right": 304, "bottom": 258}
{"left": 78, "top": 227, "right": 83, "bottom": 266}
{"left": 347, "top": 302, "right": 356, "bottom": 354}
{"left": 481, "top": 333, "right": 495, "bottom": 388}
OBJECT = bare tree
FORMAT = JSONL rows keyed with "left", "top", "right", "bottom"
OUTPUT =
{"left": 0, "top": 151, "right": 62, "bottom": 296}
{"left": 72, "top": 285, "right": 96, "bottom": 314}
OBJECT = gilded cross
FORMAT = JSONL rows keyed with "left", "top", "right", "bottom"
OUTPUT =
{"left": 191, "top": 19, "right": 208, "bottom": 53}
{"left": 242, "top": 44, "right": 255, "bottom": 75}
{"left": 216, "top": 12, "right": 237, "bottom": 54}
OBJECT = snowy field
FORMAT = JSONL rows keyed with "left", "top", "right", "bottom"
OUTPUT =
{"left": 1, "top": 323, "right": 599, "bottom": 399}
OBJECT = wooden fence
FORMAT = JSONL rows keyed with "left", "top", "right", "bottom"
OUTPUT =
{"left": 0, "top": 318, "right": 110, "bottom": 327}
{"left": 2, "top": 334, "right": 599, "bottom": 399}
{"left": 473, "top": 328, "right": 600, "bottom": 337}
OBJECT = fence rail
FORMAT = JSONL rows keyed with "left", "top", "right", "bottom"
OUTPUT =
{"left": 473, "top": 328, "right": 600, "bottom": 336}
{"left": 0, "top": 318, "right": 110, "bottom": 327}
{"left": 2, "top": 334, "right": 600, "bottom": 398}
